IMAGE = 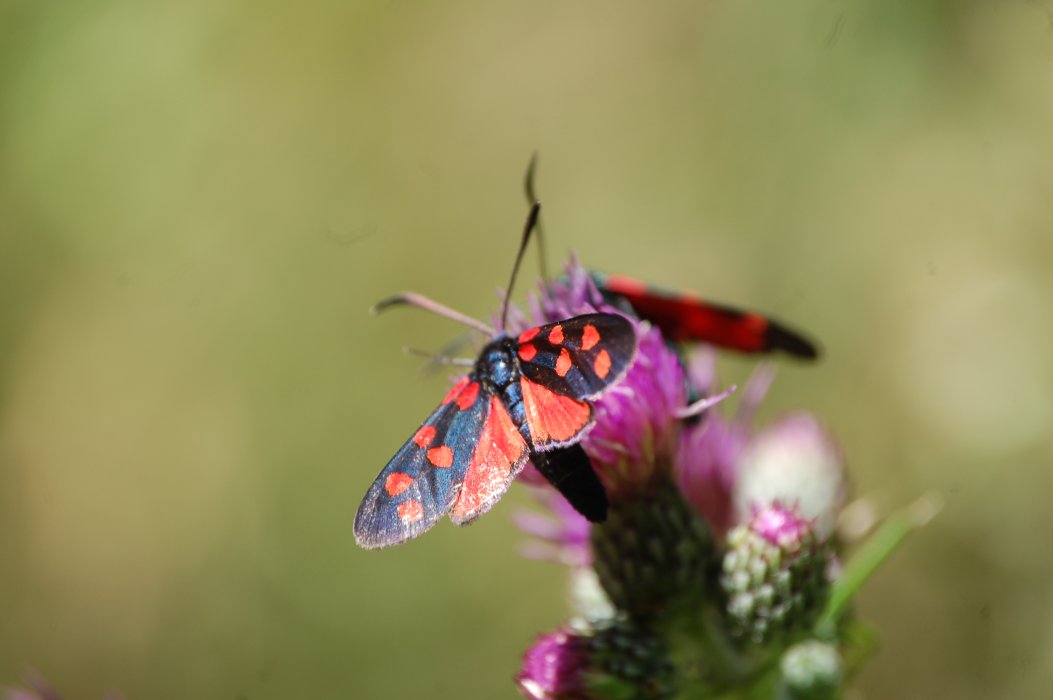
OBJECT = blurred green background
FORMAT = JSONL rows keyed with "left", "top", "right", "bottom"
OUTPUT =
{"left": 1, "top": 1, "right": 1051, "bottom": 698}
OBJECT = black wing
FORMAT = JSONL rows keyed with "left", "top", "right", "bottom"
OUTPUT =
{"left": 353, "top": 376, "right": 489, "bottom": 549}
{"left": 515, "top": 313, "right": 637, "bottom": 400}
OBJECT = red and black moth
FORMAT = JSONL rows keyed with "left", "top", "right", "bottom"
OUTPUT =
{"left": 522, "top": 155, "right": 818, "bottom": 361}
{"left": 354, "top": 205, "right": 637, "bottom": 549}
{"left": 590, "top": 272, "right": 819, "bottom": 360}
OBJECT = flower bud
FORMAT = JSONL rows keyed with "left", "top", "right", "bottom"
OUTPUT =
{"left": 720, "top": 503, "right": 832, "bottom": 644}
{"left": 517, "top": 622, "right": 675, "bottom": 700}
{"left": 590, "top": 482, "right": 713, "bottom": 620}
{"left": 518, "top": 629, "right": 595, "bottom": 700}
{"left": 733, "top": 415, "right": 846, "bottom": 540}
{"left": 777, "top": 640, "right": 843, "bottom": 700}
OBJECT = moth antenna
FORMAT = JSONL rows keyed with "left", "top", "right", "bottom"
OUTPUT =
{"left": 372, "top": 293, "right": 495, "bottom": 336}
{"left": 403, "top": 346, "right": 475, "bottom": 368}
{"left": 499, "top": 201, "right": 541, "bottom": 332}
{"left": 422, "top": 332, "right": 476, "bottom": 373}
{"left": 524, "top": 152, "right": 549, "bottom": 282}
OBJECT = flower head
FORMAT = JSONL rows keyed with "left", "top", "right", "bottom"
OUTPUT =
{"left": 517, "top": 622, "right": 675, "bottom": 700}
{"left": 517, "top": 629, "right": 595, "bottom": 700}
{"left": 733, "top": 414, "right": 846, "bottom": 540}
{"left": 675, "top": 353, "right": 774, "bottom": 537}
{"left": 508, "top": 256, "right": 867, "bottom": 698}
{"left": 512, "top": 260, "right": 844, "bottom": 621}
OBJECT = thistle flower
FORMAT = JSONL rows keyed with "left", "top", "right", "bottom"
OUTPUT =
{"left": 519, "top": 261, "right": 721, "bottom": 619}
{"left": 517, "top": 622, "right": 675, "bottom": 700}
{"left": 511, "top": 258, "right": 882, "bottom": 700}
{"left": 676, "top": 352, "right": 775, "bottom": 539}
{"left": 517, "top": 629, "right": 595, "bottom": 700}
{"left": 733, "top": 414, "right": 847, "bottom": 540}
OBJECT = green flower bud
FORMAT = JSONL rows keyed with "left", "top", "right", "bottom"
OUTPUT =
{"left": 517, "top": 620, "right": 675, "bottom": 700}
{"left": 720, "top": 503, "right": 832, "bottom": 644}
{"left": 590, "top": 481, "right": 714, "bottom": 620}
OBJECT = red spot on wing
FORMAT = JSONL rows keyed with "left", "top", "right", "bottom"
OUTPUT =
{"left": 581, "top": 323, "right": 600, "bottom": 350}
{"left": 427, "top": 445, "right": 454, "bottom": 468}
{"left": 442, "top": 377, "right": 470, "bottom": 405}
{"left": 456, "top": 381, "right": 480, "bottom": 410}
{"left": 384, "top": 472, "right": 414, "bottom": 496}
{"left": 548, "top": 324, "right": 564, "bottom": 345}
{"left": 397, "top": 499, "right": 424, "bottom": 523}
{"left": 593, "top": 349, "right": 612, "bottom": 379}
{"left": 555, "top": 348, "right": 572, "bottom": 377}
{"left": 518, "top": 327, "right": 540, "bottom": 343}
{"left": 413, "top": 425, "right": 436, "bottom": 448}
{"left": 520, "top": 378, "right": 592, "bottom": 445}
{"left": 518, "top": 343, "right": 538, "bottom": 361}
{"left": 450, "top": 397, "right": 527, "bottom": 523}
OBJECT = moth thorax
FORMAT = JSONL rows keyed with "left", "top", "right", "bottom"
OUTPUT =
{"left": 476, "top": 337, "right": 519, "bottom": 392}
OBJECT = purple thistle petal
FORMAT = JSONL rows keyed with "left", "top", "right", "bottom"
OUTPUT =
{"left": 676, "top": 384, "right": 737, "bottom": 419}
{"left": 7, "top": 692, "right": 42, "bottom": 700}
{"left": 749, "top": 501, "right": 816, "bottom": 548}
{"left": 516, "top": 489, "right": 593, "bottom": 567}
{"left": 517, "top": 623, "right": 673, "bottom": 699}
{"left": 582, "top": 324, "right": 687, "bottom": 494}
{"left": 684, "top": 346, "right": 718, "bottom": 396}
{"left": 675, "top": 360, "right": 779, "bottom": 537}
{"left": 735, "top": 362, "right": 776, "bottom": 426}
{"left": 529, "top": 256, "right": 618, "bottom": 327}
{"left": 517, "top": 629, "right": 593, "bottom": 700}
{"left": 6, "top": 672, "right": 61, "bottom": 700}
{"left": 517, "top": 461, "right": 550, "bottom": 487}
{"left": 676, "top": 412, "right": 748, "bottom": 538}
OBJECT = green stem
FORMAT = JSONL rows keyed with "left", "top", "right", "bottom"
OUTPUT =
{"left": 816, "top": 492, "right": 941, "bottom": 636}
